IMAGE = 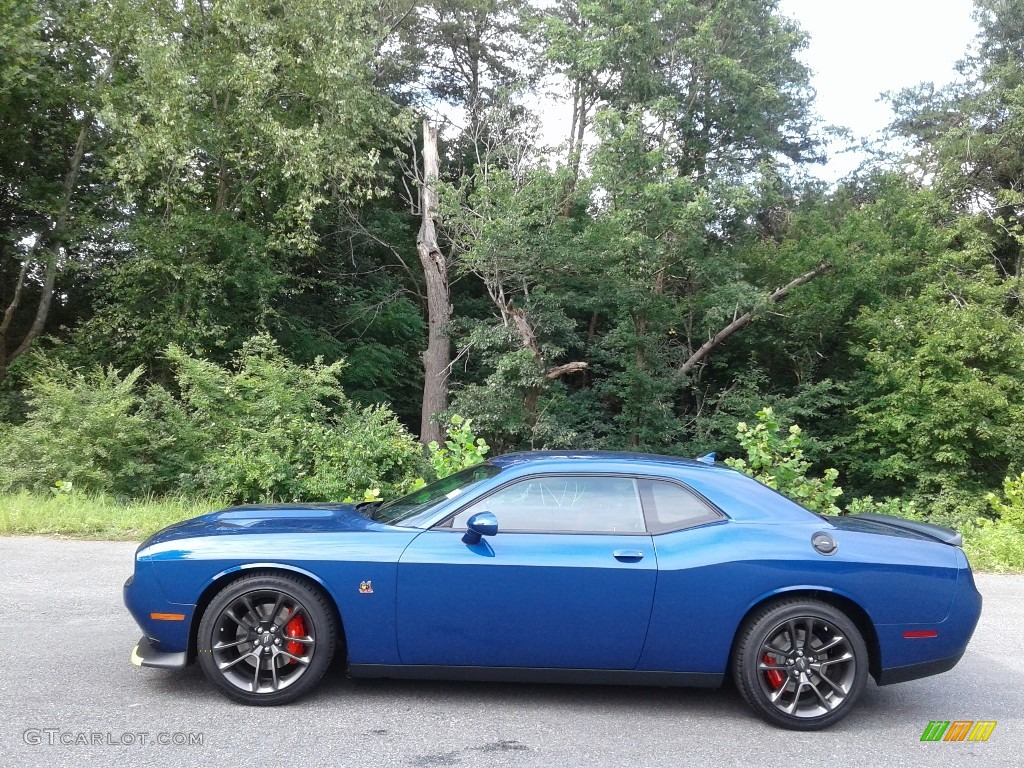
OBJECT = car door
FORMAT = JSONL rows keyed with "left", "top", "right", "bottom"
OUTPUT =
{"left": 396, "top": 473, "right": 657, "bottom": 670}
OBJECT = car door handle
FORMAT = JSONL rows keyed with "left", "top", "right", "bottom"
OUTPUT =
{"left": 613, "top": 550, "right": 644, "bottom": 561}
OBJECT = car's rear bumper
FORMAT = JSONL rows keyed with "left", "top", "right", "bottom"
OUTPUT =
{"left": 130, "top": 636, "right": 188, "bottom": 670}
{"left": 875, "top": 652, "right": 964, "bottom": 685}
{"left": 875, "top": 549, "right": 982, "bottom": 683}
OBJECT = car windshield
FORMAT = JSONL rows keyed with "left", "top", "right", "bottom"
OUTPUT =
{"left": 368, "top": 463, "right": 502, "bottom": 526}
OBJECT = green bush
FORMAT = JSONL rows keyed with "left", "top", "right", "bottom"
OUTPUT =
{"left": 301, "top": 403, "right": 428, "bottom": 501}
{"left": 725, "top": 408, "right": 843, "bottom": 514}
{"left": 961, "top": 518, "right": 1024, "bottom": 573}
{"left": 0, "top": 335, "right": 426, "bottom": 503}
{"left": 157, "top": 335, "right": 425, "bottom": 502}
{"left": 911, "top": 487, "right": 990, "bottom": 531}
{"left": 986, "top": 472, "right": 1024, "bottom": 531}
{"left": 428, "top": 414, "right": 490, "bottom": 479}
{"left": 0, "top": 363, "right": 158, "bottom": 495}
{"left": 845, "top": 494, "right": 922, "bottom": 520}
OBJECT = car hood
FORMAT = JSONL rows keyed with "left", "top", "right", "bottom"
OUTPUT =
{"left": 140, "top": 502, "right": 385, "bottom": 549}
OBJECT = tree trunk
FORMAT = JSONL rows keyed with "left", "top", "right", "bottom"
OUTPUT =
{"left": 416, "top": 118, "right": 451, "bottom": 445}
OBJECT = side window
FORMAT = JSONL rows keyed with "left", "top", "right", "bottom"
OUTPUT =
{"left": 449, "top": 475, "right": 646, "bottom": 533}
{"left": 640, "top": 479, "right": 722, "bottom": 533}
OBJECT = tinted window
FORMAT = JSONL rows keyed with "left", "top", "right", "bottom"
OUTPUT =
{"left": 450, "top": 475, "right": 646, "bottom": 533}
{"left": 640, "top": 479, "right": 722, "bottom": 533}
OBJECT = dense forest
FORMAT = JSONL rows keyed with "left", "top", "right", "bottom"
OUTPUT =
{"left": 1, "top": 0, "right": 1023, "bottom": 545}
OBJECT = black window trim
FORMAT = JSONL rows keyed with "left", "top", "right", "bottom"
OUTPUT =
{"left": 430, "top": 471, "right": 727, "bottom": 536}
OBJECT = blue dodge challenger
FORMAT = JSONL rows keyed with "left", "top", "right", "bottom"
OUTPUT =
{"left": 124, "top": 451, "right": 982, "bottom": 730}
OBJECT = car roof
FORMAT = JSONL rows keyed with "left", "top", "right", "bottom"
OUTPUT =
{"left": 487, "top": 450, "right": 721, "bottom": 472}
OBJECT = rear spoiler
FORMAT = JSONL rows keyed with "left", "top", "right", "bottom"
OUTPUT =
{"left": 851, "top": 512, "right": 963, "bottom": 547}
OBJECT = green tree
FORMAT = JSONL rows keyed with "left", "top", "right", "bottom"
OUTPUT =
{"left": 850, "top": 262, "right": 1024, "bottom": 524}
{"left": 442, "top": 124, "right": 590, "bottom": 448}
{"left": 889, "top": 0, "right": 1024, "bottom": 286}
{"left": 0, "top": 0, "right": 120, "bottom": 381}
{"left": 405, "top": 0, "right": 538, "bottom": 141}
{"left": 76, "top": 0, "right": 406, "bottom": 370}
{"left": 847, "top": 1, "right": 1024, "bottom": 521}
{"left": 446, "top": 1, "right": 829, "bottom": 451}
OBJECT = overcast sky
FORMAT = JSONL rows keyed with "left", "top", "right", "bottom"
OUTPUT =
{"left": 778, "top": 0, "right": 979, "bottom": 178}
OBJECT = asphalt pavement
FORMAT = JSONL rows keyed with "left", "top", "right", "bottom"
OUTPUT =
{"left": 0, "top": 536, "right": 1020, "bottom": 767}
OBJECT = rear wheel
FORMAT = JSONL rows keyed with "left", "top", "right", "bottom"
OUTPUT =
{"left": 732, "top": 599, "right": 868, "bottom": 730}
{"left": 197, "top": 573, "right": 337, "bottom": 705}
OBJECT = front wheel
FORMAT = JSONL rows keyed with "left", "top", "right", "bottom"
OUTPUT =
{"left": 197, "top": 572, "right": 337, "bottom": 705}
{"left": 732, "top": 599, "right": 868, "bottom": 730}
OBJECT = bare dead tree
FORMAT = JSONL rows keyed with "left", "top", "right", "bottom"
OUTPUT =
{"left": 416, "top": 117, "right": 451, "bottom": 445}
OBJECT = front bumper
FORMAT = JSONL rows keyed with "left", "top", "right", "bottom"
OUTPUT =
{"left": 124, "top": 564, "right": 192, "bottom": 656}
{"left": 130, "top": 636, "right": 188, "bottom": 670}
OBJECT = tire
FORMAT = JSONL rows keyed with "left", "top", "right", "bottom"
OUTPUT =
{"left": 196, "top": 572, "right": 338, "bottom": 705}
{"left": 732, "top": 598, "right": 868, "bottom": 730}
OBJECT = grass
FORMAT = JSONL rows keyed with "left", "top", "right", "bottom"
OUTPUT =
{"left": 1, "top": 491, "right": 1022, "bottom": 572}
{"left": 0, "top": 490, "right": 226, "bottom": 540}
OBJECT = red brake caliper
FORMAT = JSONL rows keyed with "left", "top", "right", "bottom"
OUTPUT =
{"left": 285, "top": 614, "right": 306, "bottom": 665}
{"left": 763, "top": 653, "right": 785, "bottom": 689}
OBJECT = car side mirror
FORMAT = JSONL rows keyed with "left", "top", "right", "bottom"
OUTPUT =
{"left": 462, "top": 511, "right": 498, "bottom": 545}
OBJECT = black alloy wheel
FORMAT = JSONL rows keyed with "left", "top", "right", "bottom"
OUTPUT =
{"left": 197, "top": 572, "right": 337, "bottom": 705}
{"left": 733, "top": 598, "right": 868, "bottom": 730}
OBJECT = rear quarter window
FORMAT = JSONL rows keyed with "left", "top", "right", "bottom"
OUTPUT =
{"left": 640, "top": 479, "right": 723, "bottom": 533}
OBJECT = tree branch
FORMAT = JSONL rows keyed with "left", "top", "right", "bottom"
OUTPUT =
{"left": 7, "top": 119, "right": 91, "bottom": 365}
{"left": 0, "top": 251, "right": 32, "bottom": 342}
{"left": 508, "top": 304, "right": 540, "bottom": 359}
{"left": 544, "top": 361, "right": 588, "bottom": 380}
{"left": 677, "top": 262, "right": 832, "bottom": 378}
